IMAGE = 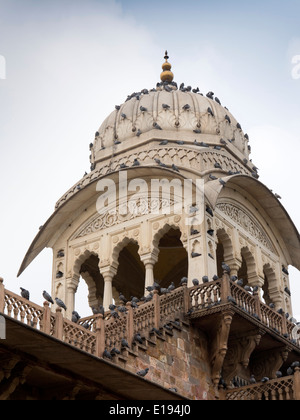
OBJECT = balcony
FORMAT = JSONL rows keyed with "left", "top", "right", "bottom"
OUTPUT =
{"left": 1, "top": 274, "right": 300, "bottom": 400}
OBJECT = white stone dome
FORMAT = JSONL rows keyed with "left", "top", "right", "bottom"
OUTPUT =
{"left": 93, "top": 85, "right": 250, "bottom": 159}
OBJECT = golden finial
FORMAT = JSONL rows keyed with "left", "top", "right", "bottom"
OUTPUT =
{"left": 160, "top": 50, "right": 174, "bottom": 83}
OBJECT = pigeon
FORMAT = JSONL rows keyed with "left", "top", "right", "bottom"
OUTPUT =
{"left": 136, "top": 129, "right": 142, "bottom": 137}
{"left": 137, "top": 367, "right": 149, "bottom": 377}
{"left": 162, "top": 103, "right": 170, "bottom": 109}
{"left": 154, "top": 158, "right": 167, "bottom": 167}
{"left": 159, "top": 140, "right": 168, "bottom": 145}
{"left": 167, "top": 282, "right": 175, "bottom": 292}
{"left": 115, "top": 105, "right": 121, "bottom": 110}
{"left": 284, "top": 287, "right": 291, "bottom": 296}
{"left": 212, "top": 275, "right": 219, "bottom": 281}
{"left": 202, "top": 276, "right": 209, "bottom": 283}
{"left": 134, "top": 333, "right": 143, "bottom": 345}
{"left": 225, "top": 115, "right": 231, "bottom": 124}
{"left": 287, "top": 367, "right": 294, "bottom": 375}
{"left": 191, "top": 252, "right": 202, "bottom": 258}
{"left": 236, "top": 122, "right": 242, "bottom": 129}
{"left": 103, "top": 349, "right": 112, "bottom": 359}
{"left": 219, "top": 178, "right": 226, "bottom": 187}
{"left": 222, "top": 262, "right": 231, "bottom": 273}
{"left": 56, "top": 271, "right": 63, "bottom": 279}
{"left": 82, "top": 321, "right": 90, "bottom": 329}
{"left": 191, "top": 229, "right": 200, "bottom": 235}
{"left": 276, "top": 371, "right": 283, "bottom": 378}
{"left": 119, "top": 292, "right": 127, "bottom": 304}
{"left": 220, "top": 138, "right": 227, "bottom": 145}
{"left": 20, "top": 287, "right": 30, "bottom": 300}
{"left": 282, "top": 266, "right": 289, "bottom": 275}
{"left": 55, "top": 297, "right": 67, "bottom": 311}
{"left": 214, "top": 162, "right": 222, "bottom": 169}
{"left": 182, "top": 104, "right": 190, "bottom": 110}
{"left": 192, "top": 279, "right": 199, "bottom": 286}
{"left": 207, "top": 229, "right": 214, "bottom": 236}
{"left": 121, "top": 338, "right": 130, "bottom": 349}
{"left": 72, "top": 311, "right": 81, "bottom": 323}
{"left": 209, "top": 174, "right": 218, "bottom": 181}
{"left": 291, "top": 361, "right": 300, "bottom": 368}
{"left": 132, "top": 158, "right": 140, "bottom": 167}
{"left": 120, "top": 163, "right": 128, "bottom": 169}
{"left": 215, "top": 97, "right": 221, "bottom": 105}
{"left": 154, "top": 122, "right": 163, "bottom": 130}
{"left": 42, "top": 290, "right": 54, "bottom": 304}
{"left": 237, "top": 279, "right": 244, "bottom": 287}
{"left": 193, "top": 129, "right": 201, "bottom": 134}
{"left": 151, "top": 327, "right": 162, "bottom": 336}
{"left": 180, "top": 277, "right": 188, "bottom": 286}
{"left": 207, "top": 107, "right": 214, "bottom": 116}
{"left": 206, "top": 91, "right": 214, "bottom": 99}
{"left": 250, "top": 375, "right": 256, "bottom": 384}
{"left": 172, "top": 163, "right": 180, "bottom": 172}
{"left": 175, "top": 140, "right": 185, "bottom": 145}
{"left": 140, "top": 106, "right": 147, "bottom": 112}
{"left": 111, "top": 347, "right": 121, "bottom": 355}
{"left": 109, "top": 304, "right": 116, "bottom": 311}
{"left": 261, "top": 377, "right": 269, "bottom": 383}
{"left": 160, "top": 287, "right": 169, "bottom": 294}
{"left": 121, "top": 113, "right": 126, "bottom": 119}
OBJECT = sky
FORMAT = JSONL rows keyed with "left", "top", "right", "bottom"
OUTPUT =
{"left": 0, "top": 0, "right": 300, "bottom": 318}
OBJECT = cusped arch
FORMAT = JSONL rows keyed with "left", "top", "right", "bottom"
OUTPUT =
{"left": 73, "top": 249, "right": 99, "bottom": 278}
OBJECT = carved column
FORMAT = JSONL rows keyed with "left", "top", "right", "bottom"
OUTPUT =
{"left": 140, "top": 253, "right": 158, "bottom": 294}
{"left": 66, "top": 275, "right": 79, "bottom": 319}
{"left": 102, "top": 267, "right": 117, "bottom": 311}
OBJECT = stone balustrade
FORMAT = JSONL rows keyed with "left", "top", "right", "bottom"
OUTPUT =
{"left": 224, "top": 368, "right": 300, "bottom": 400}
{"left": 0, "top": 275, "right": 299, "bottom": 361}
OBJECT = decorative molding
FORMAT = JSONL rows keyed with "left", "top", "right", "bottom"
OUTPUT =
{"left": 71, "top": 198, "right": 178, "bottom": 240}
{"left": 56, "top": 148, "right": 250, "bottom": 209}
{"left": 216, "top": 203, "right": 275, "bottom": 253}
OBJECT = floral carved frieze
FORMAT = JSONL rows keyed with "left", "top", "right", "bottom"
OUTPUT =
{"left": 216, "top": 203, "right": 275, "bottom": 253}
{"left": 72, "top": 197, "right": 178, "bottom": 240}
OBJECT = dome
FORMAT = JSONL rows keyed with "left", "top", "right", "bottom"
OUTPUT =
{"left": 92, "top": 86, "right": 250, "bottom": 163}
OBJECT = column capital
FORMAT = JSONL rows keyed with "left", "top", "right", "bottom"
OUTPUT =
{"left": 140, "top": 252, "right": 158, "bottom": 267}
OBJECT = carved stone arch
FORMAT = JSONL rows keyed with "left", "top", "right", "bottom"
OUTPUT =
{"left": 263, "top": 263, "right": 281, "bottom": 308}
{"left": 111, "top": 237, "right": 140, "bottom": 269}
{"left": 216, "top": 228, "right": 235, "bottom": 278}
{"left": 111, "top": 236, "right": 145, "bottom": 300}
{"left": 239, "top": 246, "right": 258, "bottom": 286}
{"left": 72, "top": 249, "right": 103, "bottom": 310}
{"left": 152, "top": 222, "right": 183, "bottom": 257}
{"left": 73, "top": 249, "right": 99, "bottom": 278}
{"left": 152, "top": 223, "right": 188, "bottom": 288}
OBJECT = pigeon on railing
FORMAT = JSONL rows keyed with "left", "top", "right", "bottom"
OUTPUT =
{"left": 55, "top": 298, "right": 67, "bottom": 311}
{"left": 72, "top": 311, "right": 81, "bottom": 323}
{"left": 20, "top": 287, "right": 30, "bottom": 300}
{"left": 43, "top": 291, "right": 54, "bottom": 304}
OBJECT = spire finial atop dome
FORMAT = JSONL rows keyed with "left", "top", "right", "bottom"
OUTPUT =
{"left": 160, "top": 50, "right": 174, "bottom": 83}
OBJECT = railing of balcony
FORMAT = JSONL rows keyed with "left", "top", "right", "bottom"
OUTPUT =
{"left": 0, "top": 274, "right": 299, "bottom": 359}
{"left": 224, "top": 368, "right": 300, "bottom": 400}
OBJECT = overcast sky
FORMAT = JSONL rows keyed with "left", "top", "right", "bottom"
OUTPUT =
{"left": 0, "top": 0, "right": 299, "bottom": 318}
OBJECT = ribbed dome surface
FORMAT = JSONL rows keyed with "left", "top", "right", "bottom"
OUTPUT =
{"left": 93, "top": 86, "right": 249, "bottom": 157}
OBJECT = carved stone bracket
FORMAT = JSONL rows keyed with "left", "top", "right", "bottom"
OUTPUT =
{"left": 222, "top": 329, "right": 263, "bottom": 384}
{"left": 249, "top": 346, "right": 291, "bottom": 380}
{"left": 209, "top": 309, "right": 235, "bottom": 389}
